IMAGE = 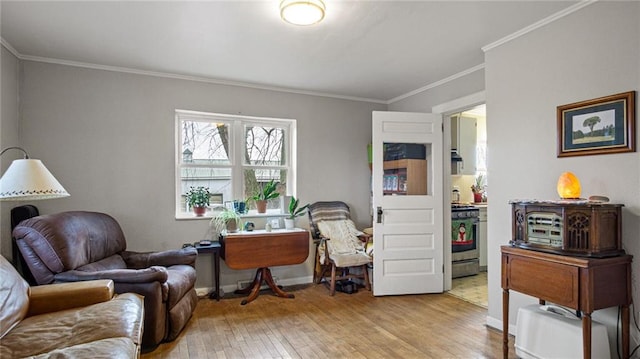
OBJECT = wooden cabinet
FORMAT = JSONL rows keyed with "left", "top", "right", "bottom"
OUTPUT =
{"left": 451, "top": 115, "right": 476, "bottom": 175}
{"left": 383, "top": 159, "right": 427, "bottom": 195}
{"left": 501, "top": 246, "right": 632, "bottom": 359}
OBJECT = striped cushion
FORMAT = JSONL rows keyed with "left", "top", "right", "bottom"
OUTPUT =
{"left": 307, "top": 201, "right": 351, "bottom": 239}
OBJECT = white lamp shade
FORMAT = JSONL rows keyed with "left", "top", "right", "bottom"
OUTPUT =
{"left": 0, "top": 159, "right": 70, "bottom": 200}
{"left": 280, "top": 0, "right": 325, "bottom": 26}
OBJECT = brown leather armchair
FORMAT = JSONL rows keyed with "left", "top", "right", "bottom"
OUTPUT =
{"left": 13, "top": 211, "right": 198, "bottom": 350}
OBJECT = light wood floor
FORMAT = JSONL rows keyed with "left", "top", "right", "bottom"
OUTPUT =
{"left": 143, "top": 284, "right": 515, "bottom": 358}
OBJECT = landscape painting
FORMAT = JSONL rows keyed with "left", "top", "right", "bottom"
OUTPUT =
{"left": 557, "top": 91, "right": 636, "bottom": 157}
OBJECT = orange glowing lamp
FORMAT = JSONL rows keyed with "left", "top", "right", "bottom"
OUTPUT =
{"left": 557, "top": 172, "right": 581, "bottom": 199}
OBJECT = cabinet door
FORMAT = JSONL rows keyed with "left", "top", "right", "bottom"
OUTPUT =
{"left": 452, "top": 116, "right": 477, "bottom": 175}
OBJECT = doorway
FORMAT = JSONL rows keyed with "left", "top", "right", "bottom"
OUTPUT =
{"left": 447, "top": 103, "right": 488, "bottom": 308}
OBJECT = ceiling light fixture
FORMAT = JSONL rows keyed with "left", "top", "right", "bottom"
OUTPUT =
{"left": 280, "top": 0, "right": 325, "bottom": 26}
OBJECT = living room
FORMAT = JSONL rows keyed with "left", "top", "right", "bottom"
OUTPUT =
{"left": 1, "top": 1, "right": 639, "bottom": 358}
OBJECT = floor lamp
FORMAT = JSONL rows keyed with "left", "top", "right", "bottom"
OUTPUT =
{"left": 0, "top": 146, "right": 69, "bottom": 279}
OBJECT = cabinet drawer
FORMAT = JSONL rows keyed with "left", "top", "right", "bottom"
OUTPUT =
{"left": 505, "top": 254, "right": 579, "bottom": 308}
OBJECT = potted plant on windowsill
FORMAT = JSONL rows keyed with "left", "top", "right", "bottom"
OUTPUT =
{"left": 211, "top": 207, "right": 242, "bottom": 234}
{"left": 285, "top": 196, "right": 309, "bottom": 229}
{"left": 471, "top": 174, "right": 485, "bottom": 203}
{"left": 250, "top": 179, "right": 280, "bottom": 213}
{"left": 186, "top": 186, "right": 210, "bottom": 216}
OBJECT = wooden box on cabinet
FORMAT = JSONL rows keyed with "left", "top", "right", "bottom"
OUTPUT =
{"left": 383, "top": 159, "right": 427, "bottom": 195}
{"left": 511, "top": 200, "right": 624, "bottom": 258}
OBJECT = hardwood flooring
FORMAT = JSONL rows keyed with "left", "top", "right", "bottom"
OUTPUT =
{"left": 143, "top": 284, "right": 515, "bottom": 358}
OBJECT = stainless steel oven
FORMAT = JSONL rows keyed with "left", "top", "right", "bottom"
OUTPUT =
{"left": 451, "top": 205, "right": 479, "bottom": 278}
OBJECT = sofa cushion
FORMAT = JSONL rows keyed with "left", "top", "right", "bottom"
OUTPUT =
{"left": 0, "top": 293, "right": 143, "bottom": 358}
{"left": 75, "top": 254, "right": 127, "bottom": 271}
{"left": 0, "top": 256, "right": 30, "bottom": 339}
{"left": 31, "top": 337, "right": 138, "bottom": 359}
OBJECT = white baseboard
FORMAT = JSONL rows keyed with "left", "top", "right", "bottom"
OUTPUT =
{"left": 486, "top": 315, "right": 517, "bottom": 336}
{"left": 196, "top": 275, "right": 313, "bottom": 298}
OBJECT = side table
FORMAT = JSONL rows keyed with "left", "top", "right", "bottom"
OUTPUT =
{"left": 221, "top": 229, "right": 309, "bottom": 305}
{"left": 195, "top": 242, "right": 222, "bottom": 301}
{"left": 501, "top": 245, "right": 632, "bottom": 359}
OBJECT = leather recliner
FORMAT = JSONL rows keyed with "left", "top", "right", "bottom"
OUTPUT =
{"left": 13, "top": 211, "right": 199, "bottom": 350}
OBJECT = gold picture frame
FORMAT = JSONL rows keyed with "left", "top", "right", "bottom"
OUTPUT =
{"left": 557, "top": 91, "right": 635, "bottom": 157}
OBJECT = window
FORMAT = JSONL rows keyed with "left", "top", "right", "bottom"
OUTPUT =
{"left": 176, "top": 110, "right": 295, "bottom": 217}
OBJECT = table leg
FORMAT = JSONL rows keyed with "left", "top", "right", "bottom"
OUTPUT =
{"left": 263, "top": 267, "right": 294, "bottom": 299}
{"left": 208, "top": 250, "right": 222, "bottom": 300}
{"left": 215, "top": 250, "right": 221, "bottom": 300}
{"left": 582, "top": 312, "right": 592, "bottom": 359}
{"left": 238, "top": 268, "right": 264, "bottom": 305}
{"left": 622, "top": 305, "right": 629, "bottom": 359}
{"left": 503, "top": 288, "right": 509, "bottom": 359}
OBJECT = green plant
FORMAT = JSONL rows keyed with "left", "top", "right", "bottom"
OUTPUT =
{"left": 287, "top": 197, "right": 309, "bottom": 219}
{"left": 210, "top": 208, "right": 242, "bottom": 233}
{"left": 471, "top": 175, "right": 485, "bottom": 193}
{"left": 186, "top": 186, "right": 210, "bottom": 208}
{"left": 250, "top": 179, "right": 280, "bottom": 202}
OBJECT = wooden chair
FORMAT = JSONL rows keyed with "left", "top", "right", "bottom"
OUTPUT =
{"left": 307, "top": 201, "right": 371, "bottom": 295}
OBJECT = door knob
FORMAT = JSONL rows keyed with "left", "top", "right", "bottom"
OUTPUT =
{"left": 377, "top": 207, "right": 383, "bottom": 224}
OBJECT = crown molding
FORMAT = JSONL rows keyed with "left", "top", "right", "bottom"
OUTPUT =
{"left": 387, "top": 64, "right": 485, "bottom": 105}
{"left": 482, "top": 0, "right": 598, "bottom": 53}
{"left": 1, "top": 39, "right": 387, "bottom": 105}
{"left": 1, "top": 38, "right": 20, "bottom": 58}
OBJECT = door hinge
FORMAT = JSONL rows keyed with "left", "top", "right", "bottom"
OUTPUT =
{"left": 442, "top": 122, "right": 444, "bottom": 132}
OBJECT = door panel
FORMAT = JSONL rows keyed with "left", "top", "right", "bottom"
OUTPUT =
{"left": 372, "top": 111, "right": 444, "bottom": 296}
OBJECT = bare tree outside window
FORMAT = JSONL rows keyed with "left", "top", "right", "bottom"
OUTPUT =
{"left": 244, "top": 125, "right": 287, "bottom": 206}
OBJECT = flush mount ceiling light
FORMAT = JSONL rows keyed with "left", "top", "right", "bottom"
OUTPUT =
{"left": 280, "top": 0, "right": 325, "bottom": 26}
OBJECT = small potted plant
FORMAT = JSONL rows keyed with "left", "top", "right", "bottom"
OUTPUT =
{"left": 285, "top": 196, "right": 309, "bottom": 229}
{"left": 471, "top": 175, "right": 485, "bottom": 203}
{"left": 250, "top": 179, "right": 280, "bottom": 213}
{"left": 186, "top": 186, "right": 210, "bottom": 216}
{"left": 210, "top": 207, "right": 242, "bottom": 234}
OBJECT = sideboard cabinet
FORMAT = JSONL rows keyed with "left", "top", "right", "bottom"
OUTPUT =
{"left": 501, "top": 245, "right": 632, "bottom": 359}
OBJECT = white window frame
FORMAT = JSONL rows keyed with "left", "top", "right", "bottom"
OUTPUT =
{"left": 175, "top": 109, "right": 296, "bottom": 219}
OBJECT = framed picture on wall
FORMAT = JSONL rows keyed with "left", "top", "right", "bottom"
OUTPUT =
{"left": 557, "top": 91, "right": 635, "bottom": 157}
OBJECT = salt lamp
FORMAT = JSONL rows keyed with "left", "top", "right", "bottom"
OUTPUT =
{"left": 556, "top": 172, "right": 581, "bottom": 199}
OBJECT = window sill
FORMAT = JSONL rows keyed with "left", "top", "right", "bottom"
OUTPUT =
{"left": 175, "top": 211, "right": 289, "bottom": 221}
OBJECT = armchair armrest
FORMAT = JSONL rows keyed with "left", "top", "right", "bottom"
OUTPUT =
{"left": 121, "top": 247, "right": 197, "bottom": 269}
{"left": 27, "top": 279, "right": 114, "bottom": 317}
{"left": 53, "top": 266, "right": 169, "bottom": 284}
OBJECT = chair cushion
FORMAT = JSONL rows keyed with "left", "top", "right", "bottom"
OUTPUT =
{"left": 13, "top": 212, "right": 127, "bottom": 281}
{"left": 0, "top": 256, "right": 29, "bottom": 339}
{"left": 0, "top": 293, "right": 143, "bottom": 358}
{"left": 330, "top": 252, "right": 372, "bottom": 267}
{"left": 308, "top": 201, "right": 351, "bottom": 239}
{"left": 317, "top": 219, "right": 364, "bottom": 254}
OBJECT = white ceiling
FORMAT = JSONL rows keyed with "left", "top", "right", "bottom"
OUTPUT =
{"left": 1, "top": 1, "right": 577, "bottom": 103}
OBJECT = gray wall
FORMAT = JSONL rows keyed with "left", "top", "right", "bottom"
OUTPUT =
{"left": 1, "top": 47, "right": 21, "bottom": 257}
{"left": 388, "top": 69, "right": 485, "bottom": 112}
{"left": 389, "top": 0, "right": 640, "bottom": 347}
{"left": 485, "top": 0, "right": 639, "bottom": 339}
{"left": 3, "top": 59, "right": 385, "bottom": 290}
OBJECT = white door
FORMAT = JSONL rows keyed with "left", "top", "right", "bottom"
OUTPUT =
{"left": 372, "top": 111, "right": 444, "bottom": 296}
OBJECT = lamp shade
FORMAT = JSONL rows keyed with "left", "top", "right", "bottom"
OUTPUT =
{"left": 0, "top": 159, "right": 70, "bottom": 200}
{"left": 280, "top": 0, "right": 325, "bottom": 26}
